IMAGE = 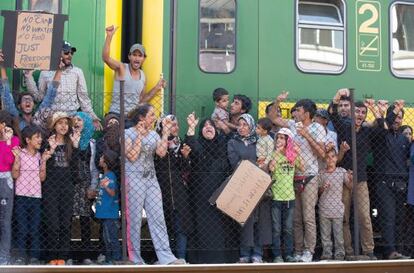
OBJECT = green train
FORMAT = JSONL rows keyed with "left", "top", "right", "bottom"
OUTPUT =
{"left": 1, "top": 0, "right": 414, "bottom": 120}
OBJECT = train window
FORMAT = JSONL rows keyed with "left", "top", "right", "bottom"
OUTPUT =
{"left": 29, "top": 0, "right": 60, "bottom": 13}
{"left": 391, "top": 2, "right": 414, "bottom": 78}
{"left": 296, "top": 0, "right": 346, "bottom": 74}
{"left": 199, "top": 0, "right": 236, "bottom": 73}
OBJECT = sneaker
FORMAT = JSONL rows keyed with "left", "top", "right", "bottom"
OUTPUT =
{"left": 96, "top": 254, "right": 106, "bottom": 264}
{"left": 168, "top": 258, "right": 186, "bottom": 265}
{"left": 387, "top": 251, "right": 410, "bottom": 260}
{"left": 238, "top": 257, "right": 250, "bottom": 263}
{"left": 365, "top": 252, "right": 377, "bottom": 261}
{"left": 285, "top": 255, "right": 297, "bottom": 263}
{"left": 300, "top": 250, "right": 313, "bottom": 262}
{"left": 48, "top": 260, "right": 58, "bottom": 265}
{"left": 273, "top": 256, "right": 284, "bottom": 263}
{"left": 334, "top": 254, "right": 345, "bottom": 261}
{"left": 319, "top": 254, "right": 332, "bottom": 261}
{"left": 65, "top": 259, "right": 73, "bottom": 265}
{"left": 14, "top": 257, "right": 26, "bottom": 265}
{"left": 83, "top": 258, "right": 95, "bottom": 265}
{"left": 293, "top": 252, "right": 302, "bottom": 262}
{"left": 251, "top": 256, "right": 263, "bottom": 263}
{"left": 29, "top": 258, "right": 41, "bottom": 265}
{"left": 56, "top": 259, "right": 65, "bottom": 265}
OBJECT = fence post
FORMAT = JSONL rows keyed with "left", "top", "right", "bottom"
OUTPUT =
{"left": 350, "top": 88, "right": 360, "bottom": 256}
{"left": 119, "top": 79, "right": 128, "bottom": 260}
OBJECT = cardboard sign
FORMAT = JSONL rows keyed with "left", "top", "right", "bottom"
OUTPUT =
{"left": 209, "top": 160, "right": 272, "bottom": 225}
{"left": 1, "top": 10, "right": 67, "bottom": 70}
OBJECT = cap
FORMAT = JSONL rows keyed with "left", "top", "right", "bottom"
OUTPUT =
{"left": 62, "top": 40, "right": 77, "bottom": 53}
{"left": 277, "top": 127, "right": 294, "bottom": 140}
{"left": 49, "top": 111, "right": 72, "bottom": 130}
{"left": 129, "top": 43, "right": 146, "bottom": 56}
{"left": 315, "top": 109, "right": 330, "bottom": 120}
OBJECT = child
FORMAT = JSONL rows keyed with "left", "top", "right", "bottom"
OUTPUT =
{"left": 211, "top": 88, "right": 230, "bottom": 122}
{"left": 317, "top": 148, "right": 352, "bottom": 261}
{"left": 43, "top": 111, "right": 80, "bottom": 265}
{"left": 211, "top": 88, "right": 238, "bottom": 132}
{"left": 268, "top": 128, "right": 303, "bottom": 263}
{"left": 0, "top": 111, "right": 20, "bottom": 265}
{"left": 96, "top": 149, "right": 121, "bottom": 264}
{"left": 256, "top": 117, "right": 274, "bottom": 169}
{"left": 12, "top": 125, "right": 50, "bottom": 265}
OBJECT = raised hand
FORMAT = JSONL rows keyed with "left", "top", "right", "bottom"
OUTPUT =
{"left": 364, "top": 99, "right": 376, "bottom": 110}
{"left": 276, "top": 91, "right": 289, "bottom": 102}
{"left": 337, "top": 88, "right": 350, "bottom": 98}
{"left": 105, "top": 25, "right": 119, "bottom": 37}
{"left": 180, "top": 143, "right": 192, "bottom": 158}
{"left": 12, "top": 146, "right": 21, "bottom": 157}
{"left": 339, "top": 141, "right": 350, "bottom": 153}
{"left": 41, "top": 149, "right": 52, "bottom": 162}
{"left": 70, "top": 130, "right": 81, "bottom": 147}
{"left": 187, "top": 112, "right": 199, "bottom": 129}
{"left": 48, "top": 135, "right": 58, "bottom": 151}
{"left": 3, "top": 126, "right": 13, "bottom": 143}
{"left": 377, "top": 100, "right": 389, "bottom": 116}
{"left": 394, "top": 99, "right": 405, "bottom": 111}
{"left": 155, "top": 78, "right": 167, "bottom": 90}
{"left": 136, "top": 121, "right": 147, "bottom": 136}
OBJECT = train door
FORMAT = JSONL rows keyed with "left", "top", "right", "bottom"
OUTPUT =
{"left": 172, "top": 0, "right": 259, "bottom": 121}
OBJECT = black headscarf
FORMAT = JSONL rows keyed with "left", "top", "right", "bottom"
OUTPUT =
{"left": 198, "top": 118, "right": 226, "bottom": 159}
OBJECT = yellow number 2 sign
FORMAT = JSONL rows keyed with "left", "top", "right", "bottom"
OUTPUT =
{"left": 356, "top": 0, "right": 382, "bottom": 71}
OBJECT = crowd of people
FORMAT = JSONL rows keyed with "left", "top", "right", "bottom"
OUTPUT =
{"left": 0, "top": 25, "right": 414, "bottom": 266}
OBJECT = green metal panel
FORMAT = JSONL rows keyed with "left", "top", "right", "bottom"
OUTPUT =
{"left": 171, "top": 0, "right": 259, "bottom": 122}
{"left": 62, "top": 0, "right": 105, "bottom": 118}
{"left": 0, "top": 0, "right": 16, "bottom": 80}
{"left": 165, "top": 0, "right": 414, "bottom": 119}
{"left": 0, "top": 0, "right": 15, "bottom": 47}
{"left": 258, "top": 0, "right": 412, "bottom": 103}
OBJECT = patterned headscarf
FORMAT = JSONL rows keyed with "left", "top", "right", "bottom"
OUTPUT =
{"left": 234, "top": 113, "right": 257, "bottom": 145}
{"left": 76, "top": 112, "right": 94, "bottom": 151}
{"left": 156, "top": 114, "right": 181, "bottom": 154}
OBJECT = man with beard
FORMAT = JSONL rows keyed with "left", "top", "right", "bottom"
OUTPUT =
{"left": 329, "top": 89, "right": 383, "bottom": 260}
{"left": 269, "top": 91, "right": 326, "bottom": 262}
{"left": 215, "top": 94, "right": 252, "bottom": 135}
{"left": 369, "top": 100, "right": 410, "bottom": 260}
{"left": 0, "top": 51, "right": 61, "bottom": 130}
{"left": 102, "top": 25, "right": 166, "bottom": 116}
{"left": 25, "top": 41, "right": 102, "bottom": 130}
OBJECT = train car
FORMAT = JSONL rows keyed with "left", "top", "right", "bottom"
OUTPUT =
{"left": 1, "top": 0, "right": 413, "bottom": 119}
{"left": 163, "top": 0, "right": 414, "bottom": 124}
{"left": 0, "top": 0, "right": 413, "bottom": 263}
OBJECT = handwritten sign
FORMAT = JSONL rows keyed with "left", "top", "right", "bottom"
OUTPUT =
{"left": 14, "top": 12, "right": 54, "bottom": 69}
{"left": 210, "top": 160, "right": 272, "bottom": 225}
{"left": 1, "top": 10, "right": 67, "bottom": 71}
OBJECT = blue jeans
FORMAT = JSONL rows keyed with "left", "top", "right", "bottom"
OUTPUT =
{"left": 14, "top": 196, "right": 41, "bottom": 259}
{"left": 173, "top": 211, "right": 187, "bottom": 259}
{"left": 377, "top": 180, "right": 406, "bottom": 257}
{"left": 240, "top": 246, "right": 263, "bottom": 260}
{"left": 271, "top": 200, "right": 295, "bottom": 257}
{"left": 102, "top": 219, "right": 121, "bottom": 261}
{"left": 0, "top": 174, "right": 13, "bottom": 262}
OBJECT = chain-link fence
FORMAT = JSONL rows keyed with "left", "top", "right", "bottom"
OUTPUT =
{"left": 1, "top": 79, "right": 414, "bottom": 265}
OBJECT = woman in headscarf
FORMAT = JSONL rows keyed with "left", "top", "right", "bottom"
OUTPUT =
{"left": 155, "top": 114, "right": 192, "bottom": 260}
{"left": 184, "top": 112, "right": 233, "bottom": 263}
{"left": 124, "top": 104, "right": 184, "bottom": 265}
{"left": 72, "top": 112, "right": 98, "bottom": 264}
{"left": 227, "top": 113, "right": 272, "bottom": 263}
